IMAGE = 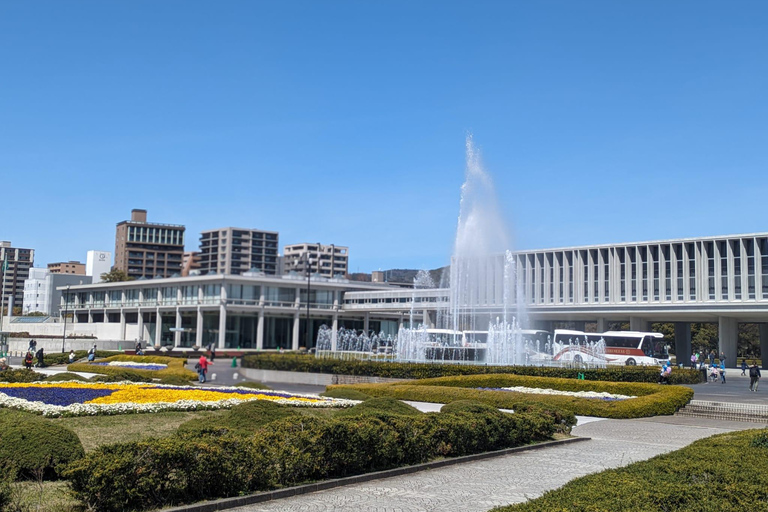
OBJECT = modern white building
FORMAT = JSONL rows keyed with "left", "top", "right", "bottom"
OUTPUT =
{"left": 23, "top": 268, "right": 91, "bottom": 316}
{"left": 86, "top": 251, "right": 112, "bottom": 283}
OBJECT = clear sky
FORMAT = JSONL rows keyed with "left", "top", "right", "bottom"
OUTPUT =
{"left": 2, "top": 1, "right": 767, "bottom": 273}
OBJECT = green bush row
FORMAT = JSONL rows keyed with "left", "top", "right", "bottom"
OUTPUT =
{"left": 328, "top": 374, "right": 694, "bottom": 419}
{"left": 241, "top": 353, "right": 702, "bottom": 384}
{"left": 43, "top": 350, "right": 121, "bottom": 366}
{"left": 0, "top": 368, "right": 46, "bottom": 383}
{"left": 64, "top": 403, "right": 556, "bottom": 511}
{"left": 67, "top": 355, "right": 197, "bottom": 381}
{"left": 494, "top": 428, "right": 768, "bottom": 512}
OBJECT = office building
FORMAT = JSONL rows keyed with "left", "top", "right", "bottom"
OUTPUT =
{"left": 23, "top": 268, "right": 91, "bottom": 316}
{"left": 114, "top": 209, "right": 185, "bottom": 279}
{"left": 48, "top": 261, "right": 86, "bottom": 275}
{"left": 0, "top": 241, "right": 34, "bottom": 314}
{"left": 181, "top": 251, "right": 202, "bottom": 276}
{"left": 199, "top": 228, "right": 279, "bottom": 276}
{"left": 283, "top": 243, "right": 349, "bottom": 278}
{"left": 86, "top": 250, "right": 112, "bottom": 283}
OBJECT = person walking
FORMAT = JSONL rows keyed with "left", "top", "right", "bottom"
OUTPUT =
{"left": 196, "top": 354, "right": 210, "bottom": 383}
{"left": 749, "top": 364, "right": 761, "bottom": 392}
{"left": 741, "top": 359, "right": 748, "bottom": 376}
{"left": 35, "top": 347, "right": 44, "bottom": 368}
{"left": 208, "top": 343, "right": 216, "bottom": 363}
{"left": 719, "top": 362, "right": 726, "bottom": 384}
{"left": 87, "top": 344, "right": 97, "bottom": 361}
{"left": 68, "top": 350, "right": 76, "bottom": 364}
{"left": 690, "top": 353, "right": 697, "bottom": 370}
{"left": 24, "top": 351, "right": 33, "bottom": 370}
{"left": 720, "top": 352, "right": 727, "bottom": 367}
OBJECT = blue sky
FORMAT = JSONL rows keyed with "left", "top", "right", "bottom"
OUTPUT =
{"left": 2, "top": 1, "right": 767, "bottom": 273}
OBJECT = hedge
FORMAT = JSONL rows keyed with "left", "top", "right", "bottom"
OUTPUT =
{"left": 328, "top": 374, "right": 694, "bottom": 419}
{"left": 241, "top": 353, "right": 702, "bottom": 384}
{"left": 494, "top": 428, "right": 768, "bottom": 512}
{"left": 44, "top": 350, "right": 121, "bottom": 366}
{"left": 65, "top": 406, "right": 556, "bottom": 511}
{"left": 0, "top": 409, "right": 85, "bottom": 480}
{"left": 0, "top": 368, "right": 46, "bottom": 383}
{"left": 176, "top": 400, "right": 301, "bottom": 437}
{"left": 68, "top": 355, "right": 197, "bottom": 381}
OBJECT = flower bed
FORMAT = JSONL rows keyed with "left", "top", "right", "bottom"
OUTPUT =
{"left": 68, "top": 355, "right": 196, "bottom": 381}
{"left": 483, "top": 386, "right": 636, "bottom": 401}
{"left": 0, "top": 382, "right": 353, "bottom": 417}
{"left": 91, "top": 361, "right": 168, "bottom": 371}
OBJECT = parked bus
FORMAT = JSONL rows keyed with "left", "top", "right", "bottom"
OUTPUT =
{"left": 552, "top": 329, "right": 669, "bottom": 366}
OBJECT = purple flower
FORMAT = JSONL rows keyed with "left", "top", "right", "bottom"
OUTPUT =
{"left": 0, "top": 387, "right": 117, "bottom": 406}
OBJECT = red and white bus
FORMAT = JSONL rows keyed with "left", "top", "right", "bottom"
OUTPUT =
{"left": 552, "top": 329, "right": 669, "bottom": 366}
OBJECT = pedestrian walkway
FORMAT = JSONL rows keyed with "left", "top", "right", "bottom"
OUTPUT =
{"left": 226, "top": 416, "right": 756, "bottom": 512}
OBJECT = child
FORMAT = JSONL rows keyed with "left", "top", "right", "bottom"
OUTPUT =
{"left": 24, "top": 352, "right": 33, "bottom": 370}
{"left": 741, "top": 359, "right": 748, "bottom": 376}
{"left": 720, "top": 363, "right": 726, "bottom": 384}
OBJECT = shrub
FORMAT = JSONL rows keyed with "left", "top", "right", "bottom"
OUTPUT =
{"left": 177, "top": 400, "right": 300, "bottom": 437}
{"left": 158, "top": 374, "right": 195, "bottom": 385}
{"left": 440, "top": 399, "right": 500, "bottom": 415}
{"left": 334, "top": 397, "right": 423, "bottom": 418}
{"left": 64, "top": 407, "right": 558, "bottom": 511}
{"left": 320, "top": 388, "right": 371, "bottom": 401}
{"left": 234, "top": 381, "right": 272, "bottom": 390}
{"left": 89, "top": 371, "right": 152, "bottom": 383}
{"left": 241, "top": 353, "right": 702, "bottom": 384}
{"left": 328, "top": 374, "right": 693, "bottom": 420}
{"left": 494, "top": 428, "right": 768, "bottom": 512}
{"left": 45, "top": 372, "right": 89, "bottom": 382}
{"left": 0, "top": 369, "right": 46, "bottom": 383}
{"left": 44, "top": 350, "right": 121, "bottom": 366}
{"left": 0, "top": 410, "right": 85, "bottom": 480}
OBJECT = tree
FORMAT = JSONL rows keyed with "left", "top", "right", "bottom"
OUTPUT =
{"left": 100, "top": 268, "right": 133, "bottom": 283}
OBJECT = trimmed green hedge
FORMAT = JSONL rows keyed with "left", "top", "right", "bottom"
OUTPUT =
{"left": 0, "top": 368, "right": 46, "bottom": 383}
{"left": 328, "top": 374, "right": 694, "bottom": 419}
{"left": 65, "top": 406, "right": 556, "bottom": 511}
{"left": 242, "top": 353, "right": 702, "bottom": 384}
{"left": 68, "top": 355, "right": 197, "bottom": 381}
{"left": 45, "top": 372, "right": 89, "bottom": 382}
{"left": 494, "top": 428, "right": 768, "bottom": 512}
{"left": 177, "top": 400, "right": 301, "bottom": 437}
{"left": 44, "top": 350, "right": 121, "bottom": 366}
{"left": 0, "top": 410, "right": 85, "bottom": 480}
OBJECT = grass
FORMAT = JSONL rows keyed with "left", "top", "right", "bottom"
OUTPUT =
{"left": 52, "top": 410, "right": 219, "bottom": 451}
{"left": 6, "top": 480, "right": 80, "bottom": 512}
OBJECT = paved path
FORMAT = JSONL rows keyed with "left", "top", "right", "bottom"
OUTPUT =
{"left": 227, "top": 416, "right": 755, "bottom": 512}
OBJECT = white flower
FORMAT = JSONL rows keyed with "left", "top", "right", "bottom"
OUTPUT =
{"left": 498, "top": 386, "right": 636, "bottom": 400}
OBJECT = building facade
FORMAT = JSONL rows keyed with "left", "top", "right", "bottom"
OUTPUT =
{"left": 47, "top": 261, "right": 86, "bottom": 275}
{"left": 86, "top": 250, "right": 112, "bottom": 283}
{"left": 114, "top": 209, "right": 185, "bottom": 279}
{"left": 181, "top": 251, "right": 202, "bottom": 276}
{"left": 283, "top": 243, "right": 349, "bottom": 278}
{"left": 0, "top": 241, "right": 34, "bottom": 314}
{"left": 198, "top": 228, "right": 279, "bottom": 276}
{"left": 23, "top": 268, "right": 91, "bottom": 316}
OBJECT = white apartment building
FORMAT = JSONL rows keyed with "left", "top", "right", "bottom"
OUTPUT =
{"left": 23, "top": 268, "right": 91, "bottom": 316}
{"left": 283, "top": 243, "right": 349, "bottom": 278}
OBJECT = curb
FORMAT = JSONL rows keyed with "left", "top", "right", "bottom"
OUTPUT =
{"left": 163, "top": 436, "right": 590, "bottom": 512}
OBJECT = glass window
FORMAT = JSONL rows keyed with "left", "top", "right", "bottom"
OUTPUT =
{"left": 203, "top": 284, "right": 221, "bottom": 304}
{"left": 142, "top": 288, "right": 158, "bottom": 306}
{"left": 161, "top": 287, "right": 177, "bottom": 305}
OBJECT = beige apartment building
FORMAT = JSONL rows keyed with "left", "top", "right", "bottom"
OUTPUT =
{"left": 199, "top": 228, "right": 279, "bottom": 275}
{"left": 114, "top": 209, "right": 185, "bottom": 279}
{"left": 283, "top": 243, "right": 349, "bottom": 278}
{"left": 48, "top": 261, "right": 86, "bottom": 274}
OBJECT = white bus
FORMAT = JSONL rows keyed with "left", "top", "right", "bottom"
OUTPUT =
{"left": 552, "top": 329, "right": 669, "bottom": 366}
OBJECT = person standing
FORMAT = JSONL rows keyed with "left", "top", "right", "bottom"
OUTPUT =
{"left": 87, "top": 344, "right": 97, "bottom": 361}
{"left": 720, "top": 352, "right": 727, "bottom": 367}
{"left": 690, "top": 353, "right": 697, "bottom": 370}
{"left": 208, "top": 342, "right": 216, "bottom": 363}
{"left": 197, "top": 354, "right": 210, "bottom": 383}
{"left": 741, "top": 359, "right": 748, "bottom": 376}
{"left": 68, "top": 350, "right": 76, "bottom": 364}
{"left": 719, "top": 362, "right": 726, "bottom": 384}
{"left": 35, "top": 347, "right": 44, "bottom": 368}
{"left": 709, "top": 350, "right": 716, "bottom": 366}
{"left": 749, "top": 364, "right": 761, "bottom": 392}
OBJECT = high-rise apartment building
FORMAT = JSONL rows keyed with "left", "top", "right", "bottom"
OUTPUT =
{"left": 181, "top": 251, "right": 202, "bottom": 276}
{"left": 0, "top": 241, "right": 34, "bottom": 314}
{"left": 199, "top": 228, "right": 279, "bottom": 275}
{"left": 283, "top": 243, "right": 349, "bottom": 278}
{"left": 114, "top": 209, "right": 185, "bottom": 280}
{"left": 47, "top": 261, "right": 86, "bottom": 275}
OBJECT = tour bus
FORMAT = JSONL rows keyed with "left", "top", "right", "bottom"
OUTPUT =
{"left": 552, "top": 329, "right": 669, "bottom": 366}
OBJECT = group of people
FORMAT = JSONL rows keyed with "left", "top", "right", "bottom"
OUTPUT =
{"left": 657, "top": 363, "right": 673, "bottom": 384}
{"left": 689, "top": 350, "right": 728, "bottom": 369}
{"left": 24, "top": 339, "right": 45, "bottom": 369}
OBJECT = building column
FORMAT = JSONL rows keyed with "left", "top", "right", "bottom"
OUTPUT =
{"left": 718, "top": 317, "right": 738, "bottom": 367}
{"left": 218, "top": 304, "right": 227, "bottom": 349}
{"left": 364, "top": 312, "right": 370, "bottom": 334}
{"left": 256, "top": 310, "right": 264, "bottom": 350}
{"left": 137, "top": 310, "right": 144, "bottom": 341}
{"left": 331, "top": 315, "right": 339, "bottom": 351}
{"left": 154, "top": 309, "right": 162, "bottom": 346}
{"left": 174, "top": 308, "right": 182, "bottom": 347}
{"left": 596, "top": 318, "right": 607, "bottom": 332}
{"left": 195, "top": 308, "right": 203, "bottom": 348}
{"left": 120, "top": 311, "right": 126, "bottom": 341}
{"left": 759, "top": 324, "right": 768, "bottom": 370}
{"left": 292, "top": 313, "right": 300, "bottom": 351}
{"left": 629, "top": 317, "right": 650, "bottom": 332}
{"left": 674, "top": 322, "right": 692, "bottom": 366}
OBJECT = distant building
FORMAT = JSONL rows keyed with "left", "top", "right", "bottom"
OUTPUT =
{"left": 114, "top": 209, "right": 185, "bottom": 279}
{"left": 86, "top": 250, "right": 112, "bottom": 283}
{"left": 283, "top": 243, "right": 349, "bottom": 278}
{"left": 23, "top": 268, "right": 91, "bottom": 316}
{"left": 199, "top": 228, "right": 279, "bottom": 275}
{"left": 48, "top": 261, "right": 85, "bottom": 275}
{"left": 181, "top": 251, "right": 202, "bottom": 276}
{"left": 0, "top": 241, "right": 34, "bottom": 314}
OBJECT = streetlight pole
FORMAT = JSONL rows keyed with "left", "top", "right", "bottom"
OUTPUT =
{"left": 61, "top": 285, "right": 70, "bottom": 353}
{"left": 303, "top": 252, "right": 313, "bottom": 349}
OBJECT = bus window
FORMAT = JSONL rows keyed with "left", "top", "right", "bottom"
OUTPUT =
{"left": 641, "top": 337, "right": 654, "bottom": 357}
